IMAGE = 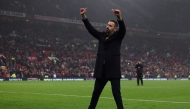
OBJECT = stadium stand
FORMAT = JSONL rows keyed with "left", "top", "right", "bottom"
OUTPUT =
{"left": 0, "top": 0, "right": 190, "bottom": 79}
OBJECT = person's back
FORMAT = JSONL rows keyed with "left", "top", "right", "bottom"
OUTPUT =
{"left": 11, "top": 73, "right": 16, "bottom": 78}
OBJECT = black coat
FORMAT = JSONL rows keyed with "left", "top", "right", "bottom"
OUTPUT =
{"left": 82, "top": 19, "right": 126, "bottom": 79}
{"left": 135, "top": 63, "right": 143, "bottom": 74}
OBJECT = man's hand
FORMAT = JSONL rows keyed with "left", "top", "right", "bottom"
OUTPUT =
{"left": 80, "top": 8, "right": 87, "bottom": 15}
{"left": 80, "top": 8, "right": 87, "bottom": 19}
{"left": 112, "top": 9, "right": 122, "bottom": 20}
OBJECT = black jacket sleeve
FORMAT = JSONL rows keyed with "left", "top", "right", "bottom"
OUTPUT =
{"left": 82, "top": 19, "right": 101, "bottom": 40}
{"left": 117, "top": 19, "right": 126, "bottom": 40}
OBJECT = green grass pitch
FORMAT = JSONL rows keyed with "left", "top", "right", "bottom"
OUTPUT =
{"left": 0, "top": 80, "right": 190, "bottom": 109}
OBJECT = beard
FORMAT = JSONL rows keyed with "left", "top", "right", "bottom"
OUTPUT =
{"left": 106, "top": 29, "right": 109, "bottom": 33}
{"left": 106, "top": 29, "right": 115, "bottom": 36}
{"left": 106, "top": 28, "right": 112, "bottom": 35}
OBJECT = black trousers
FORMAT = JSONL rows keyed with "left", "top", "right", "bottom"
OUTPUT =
{"left": 137, "top": 74, "right": 143, "bottom": 86}
{"left": 88, "top": 74, "right": 124, "bottom": 109}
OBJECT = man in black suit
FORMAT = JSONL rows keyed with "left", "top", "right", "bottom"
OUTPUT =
{"left": 135, "top": 61, "right": 143, "bottom": 86}
{"left": 80, "top": 8, "right": 126, "bottom": 109}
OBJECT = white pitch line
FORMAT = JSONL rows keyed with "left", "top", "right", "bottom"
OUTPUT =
{"left": 0, "top": 91, "right": 189, "bottom": 104}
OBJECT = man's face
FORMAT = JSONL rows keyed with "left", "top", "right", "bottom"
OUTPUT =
{"left": 106, "top": 21, "right": 116, "bottom": 34}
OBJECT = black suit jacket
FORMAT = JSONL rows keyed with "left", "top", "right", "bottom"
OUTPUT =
{"left": 82, "top": 19, "right": 126, "bottom": 79}
{"left": 135, "top": 63, "right": 143, "bottom": 74}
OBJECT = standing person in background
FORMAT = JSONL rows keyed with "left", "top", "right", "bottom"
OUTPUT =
{"left": 80, "top": 7, "right": 126, "bottom": 109}
{"left": 174, "top": 74, "right": 177, "bottom": 80}
{"left": 135, "top": 61, "right": 143, "bottom": 86}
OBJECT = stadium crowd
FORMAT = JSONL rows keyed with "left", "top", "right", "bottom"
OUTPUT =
{"left": 0, "top": 19, "right": 189, "bottom": 79}
{"left": 0, "top": 0, "right": 190, "bottom": 79}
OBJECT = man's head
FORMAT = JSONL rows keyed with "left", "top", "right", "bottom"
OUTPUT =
{"left": 137, "top": 61, "right": 141, "bottom": 64}
{"left": 106, "top": 20, "right": 118, "bottom": 35}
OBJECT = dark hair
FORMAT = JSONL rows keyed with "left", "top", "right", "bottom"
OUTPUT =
{"left": 109, "top": 19, "right": 118, "bottom": 28}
